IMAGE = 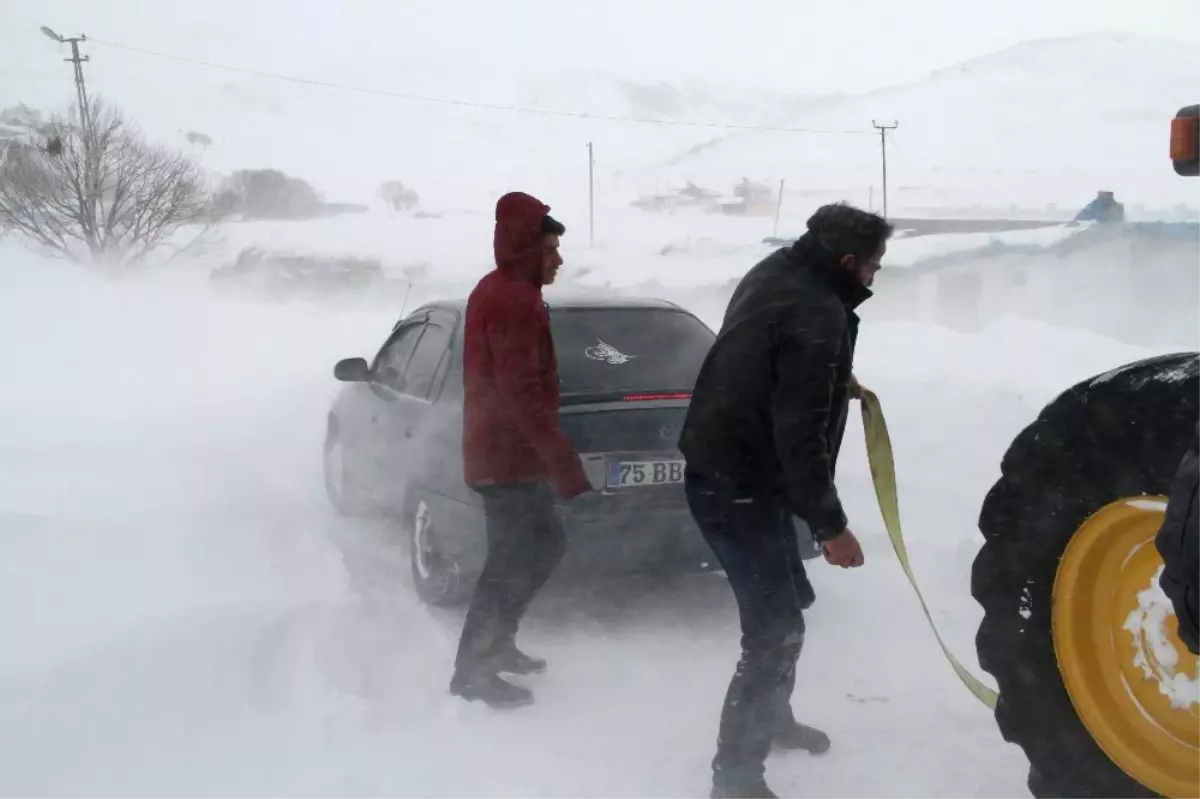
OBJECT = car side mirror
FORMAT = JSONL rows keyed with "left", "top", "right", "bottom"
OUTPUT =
{"left": 334, "top": 357, "right": 370, "bottom": 382}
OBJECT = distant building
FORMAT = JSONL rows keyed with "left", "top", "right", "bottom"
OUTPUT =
{"left": 1074, "top": 190, "right": 1125, "bottom": 224}
{"left": 733, "top": 177, "right": 772, "bottom": 203}
{"left": 715, "top": 178, "right": 776, "bottom": 216}
{"left": 678, "top": 181, "right": 720, "bottom": 204}
{"left": 631, "top": 181, "right": 722, "bottom": 213}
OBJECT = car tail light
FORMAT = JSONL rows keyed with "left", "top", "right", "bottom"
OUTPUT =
{"left": 622, "top": 392, "right": 692, "bottom": 401}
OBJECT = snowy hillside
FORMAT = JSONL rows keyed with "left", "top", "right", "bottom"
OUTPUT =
{"left": 2, "top": 16, "right": 1196, "bottom": 219}
{"left": 655, "top": 34, "right": 1200, "bottom": 216}
{"left": 0, "top": 14, "right": 805, "bottom": 213}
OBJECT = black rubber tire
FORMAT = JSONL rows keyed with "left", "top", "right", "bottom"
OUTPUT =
{"left": 972, "top": 352, "right": 1199, "bottom": 799}
{"left": 407, "top": 492, "right": 473, "bottom": 607}
{"left": 323, "top": 419, "right": 373, "bottom": 517}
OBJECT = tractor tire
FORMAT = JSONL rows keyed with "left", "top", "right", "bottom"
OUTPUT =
{"left": 973, "top": 352, "right": 1200, "bottom": 799}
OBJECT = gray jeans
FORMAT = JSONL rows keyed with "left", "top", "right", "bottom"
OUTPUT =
{"left": 453, "top": 481, "right": 566, "bottom": 673}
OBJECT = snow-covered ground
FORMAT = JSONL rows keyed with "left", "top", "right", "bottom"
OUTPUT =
{"left": 1, "top": 1, "right": 1198, "bottom": 794}
{"left": 0, "top": 239, "right": 1190, "bottom": 797}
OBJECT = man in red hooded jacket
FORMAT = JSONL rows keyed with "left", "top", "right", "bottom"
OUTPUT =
{"left": 451, "top": 191, "right": 592, "bottom": 708}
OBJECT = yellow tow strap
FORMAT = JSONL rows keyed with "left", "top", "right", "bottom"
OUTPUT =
{"left": 859, "top": 388, "right": 1000, "bottom": 710}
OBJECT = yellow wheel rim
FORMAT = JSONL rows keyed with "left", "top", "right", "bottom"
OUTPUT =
{"left": 1053, "top": 497, "right": 1200, "bottom": 799}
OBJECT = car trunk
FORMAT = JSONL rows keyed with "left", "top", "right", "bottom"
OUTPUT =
{"left": 559, "top": 397, "right": 689, "bottom": 453}
{"left": 549, "top": 307, "right": 715, "bottom": 569}
{"left": 558, "top": 397, "right": 700, "bottom": 569}
{"left": 557, "top": 395, "right": 691, "bottom": 497}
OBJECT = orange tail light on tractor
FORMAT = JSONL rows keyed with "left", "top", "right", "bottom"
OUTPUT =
{"left": 1171, "top": 105, "right": 1199, "bottom": 176}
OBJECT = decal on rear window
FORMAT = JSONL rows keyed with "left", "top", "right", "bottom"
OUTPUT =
{"left": 585, "top": 340, "right": 635, "bottom": 365}
{"left": 551, "top": 308, "right": 713, "bottom": 393}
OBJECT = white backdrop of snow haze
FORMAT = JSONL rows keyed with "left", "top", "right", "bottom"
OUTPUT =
{"left": 0, "top": 0, "right": 1198, "bottom": 797}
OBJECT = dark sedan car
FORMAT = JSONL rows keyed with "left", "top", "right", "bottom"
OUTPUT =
{"left": 324, "top": 295, "right": 720, "bottom": 599}
{"left": 323, "top": 295, "right": 818, "bottom": 605}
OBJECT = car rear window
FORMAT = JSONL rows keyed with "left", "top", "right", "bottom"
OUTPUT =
{"left": 550, "top": 308, "right": 714, "bottom": 394}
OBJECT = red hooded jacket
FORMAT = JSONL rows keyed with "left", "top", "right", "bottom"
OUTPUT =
{"left": 461, "top": 192, "right": 591, "bottom": 498}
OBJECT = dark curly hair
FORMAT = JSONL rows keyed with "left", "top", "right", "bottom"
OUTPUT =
{"left": 806, "top": 202, "right": 893, "bottom": 262}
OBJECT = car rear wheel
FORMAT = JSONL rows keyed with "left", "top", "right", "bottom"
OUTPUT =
{"left": 323, "top": 423, "right": 372, "bottom": 517}
{"left": 409, "top": 495, "right": 472, "bottom": 606}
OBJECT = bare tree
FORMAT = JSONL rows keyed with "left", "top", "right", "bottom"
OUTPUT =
{"left": 0, "top": 99, "right": 215, "bottom": 265}
{"left": 213, "top": 168, "right": 323, "bottom": 220}
{"left": 185, "top": 130, "right": 213, "bottom": 148}
{"left": 379, "top": 180, "right": 420, "bottom": 212}
{"left": 0, "top": 104, "right": 43, "bottom": 143}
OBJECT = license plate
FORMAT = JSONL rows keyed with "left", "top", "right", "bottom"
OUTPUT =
{"left": 607, "top": 459, "right": 686, "bottom": 488}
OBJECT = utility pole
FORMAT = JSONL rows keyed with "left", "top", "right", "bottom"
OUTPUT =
{"left": 872, "top": 120, "right": 898, "bottom": 218}
{"left": 41, "top": 27, "right": 91, "bottom": 132}
{"left": 42, "top": 26, "right": 96, "bottom": 233}
{"left": 587, "top": 141, "right": 595, "bottom": 247}
{"left": 772, "top": 178, "right": 785, "bottom": 239}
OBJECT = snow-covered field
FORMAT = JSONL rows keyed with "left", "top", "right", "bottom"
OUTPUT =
{"left": 0, "top": 239, "right": 1190, "bottom": 797}
{"left": 1, "top": 0, "right": 1198, "bottom": 794}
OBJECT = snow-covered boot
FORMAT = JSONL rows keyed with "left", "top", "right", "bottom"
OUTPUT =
{"left": 495, "top": 645, "right": 547, "bottom": 676}
{"left": 710, "top": 778, "right": 778, "bottom": 799}
{"left": 772, "top": 719, "right": 830, "bottom": 754}
{"left": 449, "top": 671, "right": 533, "bottom": 709}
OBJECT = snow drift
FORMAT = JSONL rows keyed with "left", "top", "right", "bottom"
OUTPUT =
{"left": 0, "top": 241, "right": 1187, "bottom": 796}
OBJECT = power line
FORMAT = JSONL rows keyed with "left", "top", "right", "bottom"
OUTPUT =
{"left": 2, "top": 16, "right": 875, "bottom": 135}
{"left": 0, "top": 13, "right": 42, "bottom": 30}
{"left": 76, "top": 34, "right": 872, "bottom": 136}
{"left": 887, "top": 132, "right": 958, "bottom": 207}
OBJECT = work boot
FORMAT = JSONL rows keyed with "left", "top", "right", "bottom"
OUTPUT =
{"left": 494, "top": 644, "right": 547, "bottom": 676}
{"left": 772, "top": 719, "right": 831, "bottom": 754}
{"left": 710, "top": 778, "right": 778, "bottom": 799}
{"left": 449, "top": 671, "right": 534, "bottom": 709}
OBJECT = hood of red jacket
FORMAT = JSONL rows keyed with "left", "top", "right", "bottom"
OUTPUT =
{"left": 494, "top": 191, "right": 550, "bottom": 284}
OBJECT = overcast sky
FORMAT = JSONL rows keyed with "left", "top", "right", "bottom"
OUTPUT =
{"left": 4, "top": 0, "right": 1199, "bottom": 94}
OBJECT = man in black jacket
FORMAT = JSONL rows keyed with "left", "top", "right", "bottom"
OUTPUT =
{"left": 679, "top": 202, "right": 893, "bottom": 799}
{"left": 1156, "top": 423, "right": 1199, "bottom": 656}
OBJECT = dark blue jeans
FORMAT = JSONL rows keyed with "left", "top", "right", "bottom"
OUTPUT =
{"left": 685, "top": 468, "right": 816, "bottom": 787}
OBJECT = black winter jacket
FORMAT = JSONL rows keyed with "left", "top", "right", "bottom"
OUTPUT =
{"left": 679, "top": 232, "right": 872, "bottom": 542}
{"left": 1156, "top": 423, "right": 1199, "bottom": 656}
